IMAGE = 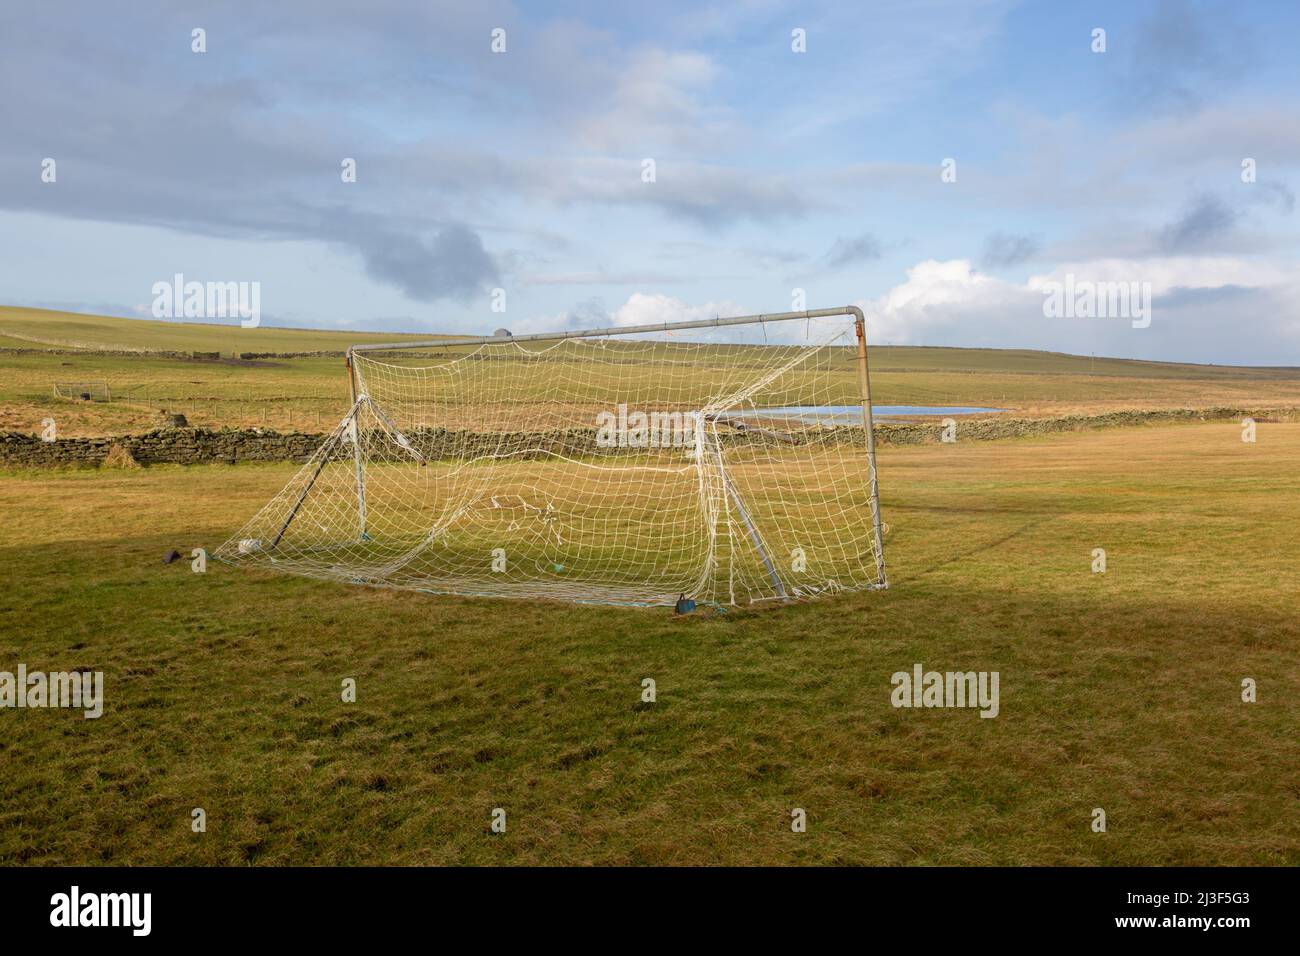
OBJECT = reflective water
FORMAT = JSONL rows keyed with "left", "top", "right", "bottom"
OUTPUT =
{"left": 723, "top": 405, "right": 1004, "bottom": 425}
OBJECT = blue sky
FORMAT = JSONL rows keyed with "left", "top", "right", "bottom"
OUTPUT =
{"left": 2, "top": 0, "right": 1298, "bottom": 362}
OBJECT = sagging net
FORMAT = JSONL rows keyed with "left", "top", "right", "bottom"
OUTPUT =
{"left": 215, "top": 316, "right": 886, "bottom": 605}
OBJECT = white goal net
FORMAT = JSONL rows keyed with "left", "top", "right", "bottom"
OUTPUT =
{"left": 53, "top": 382, "right": 111, "bottom": 402}
{"left": 216, "top": 309, "right": 887, "bottom": 606}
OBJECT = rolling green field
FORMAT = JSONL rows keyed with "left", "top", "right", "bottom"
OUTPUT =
{"left": 1, "top": 421, "right": 1296, "bottom": 865}
{"left": 0, "top": 305, "right": 444, "bottom": 354}
{"left": 5, "top": 306, "right": 1300, "bottom": 437}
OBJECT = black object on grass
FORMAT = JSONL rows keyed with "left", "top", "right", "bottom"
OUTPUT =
{"left": 163, "top": 549, "right": 182, "bottom": 564}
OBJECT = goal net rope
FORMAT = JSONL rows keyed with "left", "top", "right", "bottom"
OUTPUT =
{"left": 215, "top": 314, "right": 886, "bottom": 605}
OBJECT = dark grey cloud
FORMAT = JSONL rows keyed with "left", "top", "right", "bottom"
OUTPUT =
{"left": 0, "top": 0, "right": 812, "bottom": 303}
{"left": 981, "top": 232, "right": 1040, "bottom": 268}
{"left": 617, "top": 164, "right": 807, "bottom": 225}
{"left": 823, "top": 234, "right": 883, "bottom": 269}
{"left": 349, "top": 221, "right": 499, "bottom": 302}
{"left": 1122, "top": 0, "right": 1254, "bottom": 115}
{"left": 1248, "top": 181, "right": 1296, "bottom": 215}
{"left": 0, "top": 2, "right": 508, "bottom": 303}
{"left": 1159, "top": 194, "right": 1239, "bottom": 252}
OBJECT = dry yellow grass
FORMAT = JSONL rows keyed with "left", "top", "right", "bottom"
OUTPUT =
{"left": 5, "top": 307, "right": 1300, "bottom": 438}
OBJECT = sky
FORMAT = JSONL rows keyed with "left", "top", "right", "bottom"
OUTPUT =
{"left": 2, "top": 0, "right": 1298, "bottom": 364}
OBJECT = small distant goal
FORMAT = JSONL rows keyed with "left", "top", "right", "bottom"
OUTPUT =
{"left": 53, "top": 382, "right": 111, "bottom": 402}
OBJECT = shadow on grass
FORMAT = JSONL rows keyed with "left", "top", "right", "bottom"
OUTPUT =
{"left": 1, "top": 528, "right": 1295, "bottom": 866}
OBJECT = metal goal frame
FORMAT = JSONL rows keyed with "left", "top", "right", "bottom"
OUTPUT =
{"left": 333, "top": 305, "right": 888, "bottom": 594}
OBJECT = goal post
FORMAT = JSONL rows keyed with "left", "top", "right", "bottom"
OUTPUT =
{"left": 216, "top": 306, "right": 888, "bottom": 605}
{"left": 53, "top": 382, "right": 111, "bottom": 402}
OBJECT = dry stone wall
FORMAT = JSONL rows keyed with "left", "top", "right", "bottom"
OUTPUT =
{"left": 0, "top": 407, "right": 1286, "bottom": 469}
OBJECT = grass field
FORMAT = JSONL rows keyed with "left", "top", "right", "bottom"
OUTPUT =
{"left": 2, "top": 420, "right": 1296, "bottom": 865}
{"left": 6, "top": 307, "right": 1300, "bottom": 437}
{"left": 0, "top": 305, "right": 445, "bottom": 354}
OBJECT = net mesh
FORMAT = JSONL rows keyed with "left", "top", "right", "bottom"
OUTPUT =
{"left": 215, "top": 315, "right": 886, "bottom": 605}
{"left": 53, "top": 382, "right": 110, "bottom": 402}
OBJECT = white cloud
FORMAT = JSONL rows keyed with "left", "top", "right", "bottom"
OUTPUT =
{"left": 611, "top": 292, "right": 748, "bottom": 327}
{"left": 879, "top": 259, "right": 1012, "bottom": 312}
{"left": 858, "top": 257, "right": 1300, "bottom": 363}
{"left": 861, "top": 259, "right": 1029, "bottom": 344}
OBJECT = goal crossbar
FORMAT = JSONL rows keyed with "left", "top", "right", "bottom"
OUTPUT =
{"left": 346, "top": 306, "right": 869, "bottom": 355}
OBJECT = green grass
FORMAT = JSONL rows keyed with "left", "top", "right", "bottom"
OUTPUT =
{"left": 2, "top": 421, "right": 1295, "bottom": 865}
{"left": 0, "top": 305, "right": 446, "bottom": 353}
{"left": 6, "top": 306, "right": 1300, "bottom": 438}
{"left": 867, "top": 344, "right": 1300, "bottom": 379}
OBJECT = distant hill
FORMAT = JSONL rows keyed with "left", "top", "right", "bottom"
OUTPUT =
{"left": 0, "top": 306, "right": 441, "bottom": 354}
{"left": 2, "top": 305, "right": 1297, "bottom": 382}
